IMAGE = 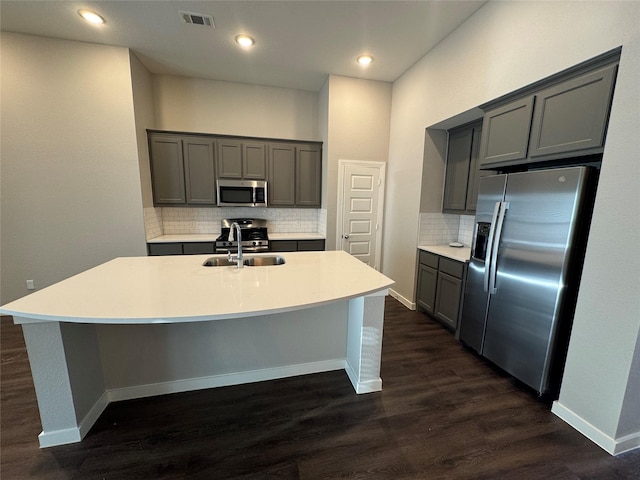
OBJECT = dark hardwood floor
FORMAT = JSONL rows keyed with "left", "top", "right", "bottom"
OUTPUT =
{"left": 2, "top": 297, "right": 639, "bottom": 479}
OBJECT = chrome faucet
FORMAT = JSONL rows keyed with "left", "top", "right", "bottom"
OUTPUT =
{"left": 227, "top": 221, "right": 244, "bottom": 268}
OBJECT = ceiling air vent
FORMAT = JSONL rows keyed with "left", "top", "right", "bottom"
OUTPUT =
{"left": 179, "top": 11, "right": 215, "bottom": 28}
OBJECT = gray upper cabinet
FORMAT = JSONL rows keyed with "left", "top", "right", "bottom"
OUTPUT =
{"left": 268, "top": 143, "right": 296, "bottom": 206}
{"left": 465, "top": 125, "right": 488, "bottom": 212}
{"left": 479, "top": 96, "right": 534, "bottom": 168}
{"left": 243, "top": 142, "right": 268, "bottom": 179}
{"left": 268, "top": 143, "right": 321, "bottom": 208}
{"left": 443, "top": 122, "right": 485, "bottom": 213}
{"left": 217, "top": 139, "right": 266, "bottom": 180}
{"left": 296, "top": 144, "right": 321, "bottom": 207}
{"left": 528, "top": 64, "right": 617, "bottom": 160}
{"left": 149, "top": 134, "right": 216, "bottom": 205}
{"left": 183, "top": 138, "right": 216, "bottom": 205}
{"left": 149, "top": 134, "right": 216, "bottom": 207}
{"left": 149, "top": 130, "right": 321, "bottom": 208}
{"left": 480, "top": 62, "right": 617, "bottom": 169}
{"left": 150, "top": 135, "right": 186, "bottom": 204}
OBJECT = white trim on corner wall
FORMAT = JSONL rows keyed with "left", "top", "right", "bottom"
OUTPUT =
{"left": 551, "top": 401, "right": 640, "bottom": 456}
{"left": 336, "top": 159, "right": 386, "bottom": 271}
{"left": 389, "top": 288, "right": 415, "bottom": 310}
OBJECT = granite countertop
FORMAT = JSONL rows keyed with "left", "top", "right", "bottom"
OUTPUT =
{"left": 147, "top": 233, "right": 325, "bottom": 243}
{"left": 418, "top": 245, "right": 471, "bottom": 263}
{"left": 0, "top": 251, "right": 392, "bottom": 324}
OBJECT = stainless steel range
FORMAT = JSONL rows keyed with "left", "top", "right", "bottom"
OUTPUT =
{"left": 215, "top": 218, "right": 269, "bottom": 253}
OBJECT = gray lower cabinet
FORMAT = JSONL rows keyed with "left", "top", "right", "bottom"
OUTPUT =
{"left": 434, "top": 258, "right": 465, "bottom": 330}
{"left": 149, "top": 134, "right": 216, "bottom": 206}
{"left": 443, "top": 122, "right": 486, "bottom": 213}
{"left": 268, "top": 143, "right": 322, "bottom": 207}
{"left": 217, "top": 139, "right": 267, "bottom": 180}
{"left": 416, "top": 253, "right": 438, "bottom": 314}
{"left": 479, "top": 62, "right": 617, "bottom": 169}
{"left": 416, "top": 250, "right": 466, "bottom": 332}
{"left": 270, "top": 239, "right": 325, "bottom": 252}
{"left": 148, "top": 242, "right": 215, "bottom": 256}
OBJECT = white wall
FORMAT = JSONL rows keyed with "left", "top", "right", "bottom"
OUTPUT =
{"left": 323, "top": 75, "right": 392, "bottom": 250}
{"left": 152, "top": 75, "right": 320, "bottom": 141}
{"left": 0, "top": 33, "right": 147, "bottom": 304}
{"left": 385, "top": 1, "right": 640, "bottom": 454}
{"left": 130, "top": 53, "right": 157, "bottom": 209}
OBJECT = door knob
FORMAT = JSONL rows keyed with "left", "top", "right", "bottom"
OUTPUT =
{"left": 344, "top": 234, "right": 350, "bottom": 239}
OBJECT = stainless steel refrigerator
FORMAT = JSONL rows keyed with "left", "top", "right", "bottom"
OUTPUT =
{"left": 459, "top": 166, "right": 596, "bottom": 396}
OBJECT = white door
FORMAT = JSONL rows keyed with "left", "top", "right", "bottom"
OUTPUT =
{"left": 337, "top": 160, "right": 385, "bottom": 270}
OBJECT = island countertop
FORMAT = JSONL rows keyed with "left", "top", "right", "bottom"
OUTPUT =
{"left": 0, "top": 251, "right": 393, "bottom": 324}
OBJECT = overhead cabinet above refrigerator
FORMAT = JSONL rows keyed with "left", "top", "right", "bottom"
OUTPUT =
{"left": 458, "top": 167, "right": 597, "bottom": 397}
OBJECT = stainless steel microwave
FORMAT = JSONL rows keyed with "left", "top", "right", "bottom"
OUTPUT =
{"left": 217, "top": 179, "right": 268, "bottom": 207}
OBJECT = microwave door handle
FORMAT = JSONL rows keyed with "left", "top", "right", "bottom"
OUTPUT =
{"left": 489, "top": 201, "right": 509, "bottom": 294}
{"left": 483, "top": 201, "right": 502, "bottom": 293}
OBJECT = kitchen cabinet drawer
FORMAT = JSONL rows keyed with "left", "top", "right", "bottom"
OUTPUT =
{"left": 148, "top": 243, "right": 183, "bottom": 256}
{"left": 183, "top": 242, "right": 215, "bottom": 255}
{"left": 439, "top": 258, "right": 464, "bottom": 279}
{"left": 269, "top": 240, "right": 298, "bottom": 252}
{"left": 270, "top": 239, "right": 325, "bottom": 252}
{"left": 419, "top": 250, "right": 439, "bottom": 269}
{"left": 296, "top": 240, "right": 325, "bottom": 251}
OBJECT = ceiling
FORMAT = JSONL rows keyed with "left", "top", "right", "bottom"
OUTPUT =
{"left": 0, "top": 1, "right": 486, "bottom": 92}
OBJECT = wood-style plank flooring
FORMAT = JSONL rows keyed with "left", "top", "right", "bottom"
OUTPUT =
{"left": 2, "top": 297, "right": 639, "bottom": 479}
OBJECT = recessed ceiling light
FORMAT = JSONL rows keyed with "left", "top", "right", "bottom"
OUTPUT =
{"left": 357, "top": 55, "right": 374, "bottom": 66}
{"left": 78, "top": 9, "right": 105, "bottom": 25}
{"left": 235, "top": 35, "right": 255, "bottom": 48}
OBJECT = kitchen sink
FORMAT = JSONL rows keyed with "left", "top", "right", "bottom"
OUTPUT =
{"left": 202, "top": 255, "right": 285, "bottom": 267}
{"left": 243, "top": 256, "right": 286, "bottom": 266}
{"left": 202, "top": 257, "right": 238, "bottom": 267}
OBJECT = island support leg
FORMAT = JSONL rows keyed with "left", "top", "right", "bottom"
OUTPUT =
{"left": 345, "top": 291, "right": 386, "bottom": 394}
{"left": 19, "top": 319, "right": 108, "bottom": 447}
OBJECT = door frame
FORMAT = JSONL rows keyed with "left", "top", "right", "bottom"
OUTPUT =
{"left": 336, "top": 159, "right": 386, "bottom": 270}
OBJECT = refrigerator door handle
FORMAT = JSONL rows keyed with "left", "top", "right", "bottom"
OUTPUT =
{"left": 489, "top": 201, "right": 509, "bottom": 294}
{"left": 483, "top": 201, "right": 502, "bottom": 293}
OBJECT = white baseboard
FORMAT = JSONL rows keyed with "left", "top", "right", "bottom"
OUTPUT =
{"left": 38, "top": 427, "right": 82, "bottom": 448}
{"left": 389, "top": 288, "right": 415, "bottom": 310}
{"left": 345, "top": 360, "right": 382, "bottom": 394}
{"left": 38, "top": 360, "right": 347, "bottom": 447}
{"left": 552, "top": 401, "right": 640, "bottom": 455}
{"left": 107, "top": 359, "right": 346, "bottom": 402}
{"left": 38, "top": 391, "right": 109, "bottom": 448}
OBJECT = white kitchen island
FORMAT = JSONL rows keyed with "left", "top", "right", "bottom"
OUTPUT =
{"left": 0, "top": 251, "right": 393, "bottom": 448}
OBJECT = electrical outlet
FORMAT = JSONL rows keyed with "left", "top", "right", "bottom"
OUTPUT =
{"left": 26, "top": 279, "right": 35, "bottom": 290}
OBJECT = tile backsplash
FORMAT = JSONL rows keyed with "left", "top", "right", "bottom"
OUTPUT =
{"left": 144, "top": 207, "right": 325, "bottom": 239}
{"left": 417, "top": 213, "right": 475, "bottom": 247}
